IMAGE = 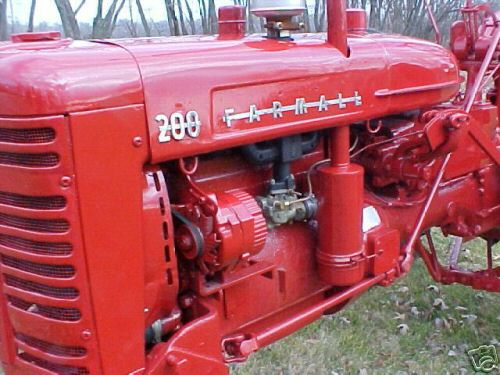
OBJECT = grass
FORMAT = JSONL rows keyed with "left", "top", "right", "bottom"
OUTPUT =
{"left": 233, "top": 233, "right": 500, "bottom": 375}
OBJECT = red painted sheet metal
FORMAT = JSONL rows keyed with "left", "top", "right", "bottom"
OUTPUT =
{"left": 109, "top": 33, "right": 459, "bottom": 163}
{"left": 0, "top": 115, "right": 102, "bottom": 374}
{"left": 69, "top": 105, "right": 149, "bottom": 375}
{"left": 0, "top": 40, "right": 143, "bottom": 116}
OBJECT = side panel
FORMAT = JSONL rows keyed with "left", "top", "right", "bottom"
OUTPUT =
{"left": 69, "top": 105, "right": 149, "bottom": 374}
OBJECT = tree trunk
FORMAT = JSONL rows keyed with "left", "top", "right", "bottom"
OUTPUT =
{"left": 184, "top": 0, "right": 196, "bottom": 34}
{"left": 197, "top": 0, "right": 208, "bottom": 34}
{"left": 92, "top": 0, "right": 126, "bottom": 38}
{"left": 128, "top": 0, "right": 137, "bottom": 37}
{"left": 54, "top": 0, "right": 81, "bottom": 39}
{"left": 177, "top": 0, "right": 188, "bottom": 35}
{"left": 303, "top": 0, "right": 311, "bottom": 32}
{"left": 136, "top": 0, "right": 151, "bottom": 36}
{"left": 246, "top": 0, "right": 254, "bottom": 33}
{"left": 28, "top": 0, "right": 36, "bottom": 32}
{"left": 0, "top": 0, "right": 7, "bottom": 40}
{"left": 208, "top": 0, "right": 217, "bottom": 34}
{"left": 164, "top": 0, "right": 180, "bottom": 36}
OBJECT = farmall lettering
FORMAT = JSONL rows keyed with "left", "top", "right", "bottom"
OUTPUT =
{"left": 223, "top": 91, "right": 363, "bottom": 127}
{"left": 156, "top": 110, "right": 201, "bottom": 143}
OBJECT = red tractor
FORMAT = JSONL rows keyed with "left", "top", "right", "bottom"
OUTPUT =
{"left": 0, "top": 1, "right": 498, "bottom": 374}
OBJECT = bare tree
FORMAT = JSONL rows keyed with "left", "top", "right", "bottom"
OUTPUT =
{"left": 208, "top": 0, "right": 217, "bottom": 34}
{"left": 177, "top": 0, "right": 188, "bottom": 35}
{"left": 136, "top": 0, "right": 151, "bottom": 37}
{"left": 28, "top": 0, "right": 36, "bottom": 32}
{"left": 75, "top": 0, "right": 86, "bottom": 15}
{"left": 165, "top": 0, "right": 180, "bottom": 36}
{"left": 198, "top": 0, "right": 208, "bottom": 34}
{"left": 1, "top": 0, "right": 481, "bottom": 41}
{"left": 184, "top": 0, "right": 196, "bottom": 34}
{"left": 246, "top": 0, "right": 255, "bottom": 33}
{"left": 92, "top": 0, "right": 126, "bottom": 39}
{"left": 127, "top": 0, "right": 137, "bottom": 37}
{"left": 314, "top": 0, "right": 326, "bottom": 32}
{"left": 304, "top": 0, "right": 313, "bottom": 31}
{"left": 0, "top": 0, "right": 7, "bottom": 40}
{"left": 54, "top": 0, "right": 81, "bottom": 39}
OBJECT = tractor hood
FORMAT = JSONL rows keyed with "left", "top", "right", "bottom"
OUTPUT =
{"left": 110, "top": 33, "right": 460, "bottom": 162}
{"left": 0, "top": 33, "right": 460, "bottom": 163}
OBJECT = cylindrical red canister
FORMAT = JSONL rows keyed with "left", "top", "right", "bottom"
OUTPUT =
{"left": 316, "top": 126, "right": 365, "bottom": 286}
{"left": 218, "top": 6, "right": 246, "bottom": 40}
{"left": 346, "top": 9, "right": 368, "bottom": 33}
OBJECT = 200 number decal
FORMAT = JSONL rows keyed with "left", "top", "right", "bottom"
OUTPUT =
{"left": 156, "top": 111, "right": 201, "bottom": 143}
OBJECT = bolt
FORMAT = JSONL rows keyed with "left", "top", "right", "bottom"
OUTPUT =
{"left": 179, "top": 294, "right": 195, "bottom": 309}
{"left": 166, "top": 354, "right": 179, "bottom": 366}
{"left": 81, "top": 329, "right": 92, "bottom": 341}
{"left": 60, "top": 176, "right": 72, "bottom": 188}
{"left": 449, "top": 114, "right": 469, "bottom": 129}
{"left": 176, "top": 234, "right": 194, "bottom": 252}
{"left": 132, "top": 136, "right": 143, "bottom": 147}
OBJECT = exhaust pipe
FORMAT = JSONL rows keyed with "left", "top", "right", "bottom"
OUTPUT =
{"left": 327, "top": 0, "right": 348, "bottom": 56}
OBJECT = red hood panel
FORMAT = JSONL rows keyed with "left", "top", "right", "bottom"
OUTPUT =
{"left": 0, "top": 39, "right": 143, "bottom": 116}
{"left": 110, "top": 34, "right": 459, "bottom": 163}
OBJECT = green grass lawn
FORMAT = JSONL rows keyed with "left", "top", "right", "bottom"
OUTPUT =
{"left": 233, "top": 234, "right": 499, "bottom": 375}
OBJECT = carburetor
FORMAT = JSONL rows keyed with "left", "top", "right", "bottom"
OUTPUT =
{"left": 244, "top": 134, "right": 319, "bottom": 227}
{"left": 256, "top": 175, "right": 317, "bottom": 228}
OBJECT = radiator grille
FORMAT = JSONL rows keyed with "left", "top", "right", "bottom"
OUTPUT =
{"left": 0, "top": 234, "right": 72, "bottom": 256}
{"left": 0, "top": 128, "right": 55, "bottom": 144}
{"left": 0, "top": 117, "right": 93, "bottom": 374}
{"left": 8, "top": 296, "right": 82, "bottom": 321}
{"left": 1, "top": 255, "right": 75, "bottom": 278}
{"left": 0, "top": 213, "right": 69, "bottom": 233}
{"left": 16, "top": 333, "right": 87, "bottom": 357}
{"left": 18, "top": 353, "right": 89, "bottom": 374}
{"left": 5, "top": 275, "right": 79, "bottom": 299}
{"left": 0, "top": 192, "right": 66, "bottom": 210}
{"left": 0, "top": 152, "right": 59, "bottom": 168}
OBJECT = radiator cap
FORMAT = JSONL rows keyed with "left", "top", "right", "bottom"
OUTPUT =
{"left": 250, "top": 0, "right": 306, "bottom": 18}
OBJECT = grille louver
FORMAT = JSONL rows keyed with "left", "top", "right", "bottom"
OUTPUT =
{"left": 0, "top": 127, "right": 56, "bottom": 144}
{"left": 18, "top": 353, "right": 89, "bottom": 375}
{"left": 0, "top": 234, "right": 73, "bottom": 256}
{"left": 5, "top": 274, "right": 79, "bottom": 299}
{"left": 16, "top": 333, "right": 87, "bottom": 357}
{"left": 8, "top": 295, "right": 82, "bottom": 322}
{"left": 0, "top": 192, "right": 66, "bottom": 210}
{"left": 0, "top": 152, "right": 59, "bottom": 168}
